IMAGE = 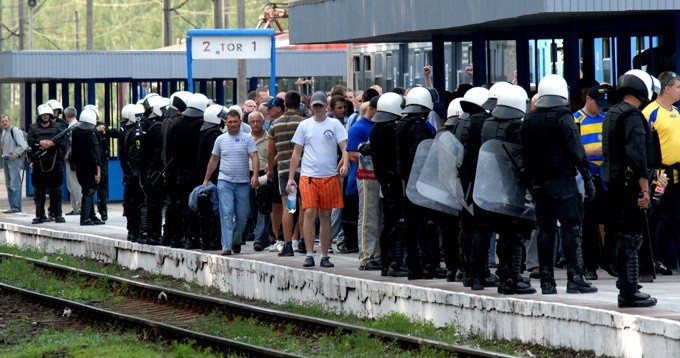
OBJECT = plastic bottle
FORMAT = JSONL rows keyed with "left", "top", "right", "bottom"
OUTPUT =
{"left": 287, "top": 183, "right": 297, "bottom": 214}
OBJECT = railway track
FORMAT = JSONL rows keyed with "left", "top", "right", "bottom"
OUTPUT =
{"left": 0, "top": 253, "right": 512, "bottom": 357}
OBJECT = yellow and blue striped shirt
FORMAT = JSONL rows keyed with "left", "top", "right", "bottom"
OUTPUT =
{"left": 574, "top": 109, "right": 604, "bottom": 176}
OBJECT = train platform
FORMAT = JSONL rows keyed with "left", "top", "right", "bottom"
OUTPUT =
{"left": 0, "top": 196, "right": 679, "bottom": 357}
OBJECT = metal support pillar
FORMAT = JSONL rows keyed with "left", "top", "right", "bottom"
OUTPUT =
{"left": 432, "top": 36, "right": 445, "bottom": 100}
{"left": 515, "top": 31, "right": 531, "bottom": 93}
{"left": 581, "top": 36, "right": 595, "bottom": 81}
{"left": 471, "top": 34, "right": 487, "bottom": 86}
{"left": 563, "top": 28, "right": 581, "bottom": 96}
{"left": 104, "top": 82, "right": 111, "bottom": 124}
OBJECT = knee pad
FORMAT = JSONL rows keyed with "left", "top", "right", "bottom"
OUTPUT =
{"left": 619, "top": 234, "right": 643, "bottom": 250}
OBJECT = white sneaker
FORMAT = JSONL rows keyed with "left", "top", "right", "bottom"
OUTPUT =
{"left": 269, "top": 240, "right": 284, "bottom": 252}
{"left": 292, "top": 239, "right": 299, "bottom": 250}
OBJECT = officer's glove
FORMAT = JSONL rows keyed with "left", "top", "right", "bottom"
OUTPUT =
{"left": 584, "top": 176, "right": 596, "bottom": 202}
{"left": 358, "top": 141, "right": 372, "bottom": 156}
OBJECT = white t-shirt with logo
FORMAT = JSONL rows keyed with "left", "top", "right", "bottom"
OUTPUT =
{"left": 291, "top": 117, "right": 348, "bottom": 178}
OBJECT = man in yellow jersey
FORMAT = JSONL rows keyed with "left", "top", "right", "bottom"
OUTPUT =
{"left": 642, "top": 71, "right": 680, "bottom": 276}
{"left": 574, "top": 85, "right": 612, "bottom": 281}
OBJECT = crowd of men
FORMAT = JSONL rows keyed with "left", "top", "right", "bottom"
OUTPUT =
{"left": 2, "top": 64, "right": 677, "bottom": 309}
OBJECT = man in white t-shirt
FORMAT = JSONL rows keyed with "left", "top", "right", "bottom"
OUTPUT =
{"left": 203, "top": 109, "right": 259, "bottom": 255}
{"left": 287, "top": 91, "right": 349, "bottom": 268}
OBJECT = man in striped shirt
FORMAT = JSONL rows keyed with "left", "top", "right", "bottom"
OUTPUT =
{"left": 267, "top": 91, "right": 306, "bottom": 256}
{"left": 574, "top": 84, "right": 611, "bottom": 280}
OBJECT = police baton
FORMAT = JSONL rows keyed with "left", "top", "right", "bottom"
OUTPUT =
{"left": 638, "top": 191, "right": 657, "bottom": 280}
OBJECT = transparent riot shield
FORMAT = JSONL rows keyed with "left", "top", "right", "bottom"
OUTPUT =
{"left": 415, "top": 133, "right": 463, "bottom": 212}
{"left": 473, "top": 139, "right": 536, "bottom": 221}
{"left": 406, "top": 139, "right": 460, "bottom": 215}
{"left": 435, "top": 131, "right": 468, "bottom": 212}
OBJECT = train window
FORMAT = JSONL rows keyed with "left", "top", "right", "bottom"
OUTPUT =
{"left": 353, "top": 55, "right": 360, "bottom": 72}
{"left": 425, "top": 50, "right": 432, "bottom": 66}
{"left": 364, "top": 55, "right": 372, "bottom": 71}
{"left": 386, "top": 53, "right": 393, "bottom": 80}
{"left": 374, "top": 53, "right": 383, "bottom": 77}
{"left": 414, "top": 51, "right": 421, "bottom": 79}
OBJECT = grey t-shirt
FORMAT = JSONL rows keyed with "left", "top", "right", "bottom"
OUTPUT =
{"left": 211, "top": 131, "right": 256, "bottom": 183}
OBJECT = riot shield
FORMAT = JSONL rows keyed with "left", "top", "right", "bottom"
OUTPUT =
{"left": 434, "top": 131, "right": 469, "bottom": 212}
{"left": 406, "top": 139, "right": 460, "bottom": 215}
{"left": 473, "top": 139, "right": 536, "bottom": 220}
{"left": 415, "top": 133, "right": 464, "bottom": 212}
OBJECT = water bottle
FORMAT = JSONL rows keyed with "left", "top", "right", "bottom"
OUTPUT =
{"left": 287, "top": 183, "right": 297, "bottom": 214}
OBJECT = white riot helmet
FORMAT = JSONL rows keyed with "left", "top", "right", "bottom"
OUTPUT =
{"left": 79, "top": 107, "right": 98, "bottom": 125}
{"left": 403, "top": 86, "right": 433, "bottom": 114}
{"left": 84, "top": 104, "right": 100, "bottom": 118}
{"left": 169, "top": 91, "right": 192, "bottom": 112}
{"left": 203, "top": 104, "right": 227, "bottom": 125}
{"left": 183, "top": 93, "right": 210, "bottom": 117}
{"left": 617, "top": 69, "right": 660, "bottom": 106}
{"left": 372, "top": 93, "right": 404, "bottom": 123}
{"left": 535, "top": 74, "right": 569, "bottom": 108}
{"left": 126, "top": 104, "right": 144, "bottom": 123}
{"left": 460, "top": 87, "right": 489, "bottom": 114}
{"left": 120, "top": 104, "right": 133, "bottom": 122}
{"left": 46, "top": 99, "right": 63, "bottom": 115}
{"left": 447, "top": 98, "right": 464, "bottom": 119}
{"left": 142, "top": 93, "right": 160, "bottom": 114}
{"left": 482, "top": 81, "right": 513, "bottom": 110}
{"left": 37, "top": 104, "right": 54, "bottom": 118}
{"left": 492, "top": 85, "right": 528, "bottom": 119}
{"left": 149, "top": 97, "right": 170, "bottom": 119}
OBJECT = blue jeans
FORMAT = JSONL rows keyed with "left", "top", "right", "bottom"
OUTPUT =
{"left": 217, "top": 180, "right": 250, "bottom": 251}
{"left": 254, "top": 211, "right": 271, "bottom": 246}
{"left": 3, "top": 157, "right": 23, "bottom": 211}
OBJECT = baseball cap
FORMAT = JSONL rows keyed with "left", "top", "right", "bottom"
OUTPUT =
{"left": 369, "top": 96, "right": 380, "bottom": 108}
{"left": 264, "top": 97, "right": 285, "bottom": 110}
{"left": 310, "top": 91, "right": 327, "bottom": 106}
{"left": 587, "top": 85, "right": 611, "bottom": 109}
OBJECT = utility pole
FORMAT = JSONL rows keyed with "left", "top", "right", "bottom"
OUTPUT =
{"left": 75, "top": 11, "right": 80, "bottom": 50}
{"left": 86, "top": 0, "right": 93, "bottom": 50}
{"left": 28, "top": 5, "right": 33, "bottom": 49}
{"left": 163, "top": 0, "right": 172, "bottom": 46}
{"left": 18, "top": 0, "right": 24, "bottom": 50}
{"left": 237, "top": 0, "right": 247, "bottom": 104}
{"left": 223, "top": 0, "right": 229, "bottom": 28}
{"left": 213, "top": 0, "right": 223, "bottom": 29}
{"left": 0, "top": 1, "right": 4, "bottom": 113}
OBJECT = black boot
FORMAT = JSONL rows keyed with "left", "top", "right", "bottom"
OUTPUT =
{"left": 80, "top": 191, "right": 95, "bottom": 225}
{"left": 32, "top": 189, "right": 46, "bottom": 224}
{"left": 49, "top": 186, "right": 65, "bottom": 223}
{"left": 498, "top": 241, "right": 536, "bottom": 295}
{"left": 537, "top": 231, "right": 557, "bottom": 294}
{"left": 617, "top": 234, "right": 657, "bottom": 308}
{"left": 563, "top": 225, "right": 597, "bottom": 293}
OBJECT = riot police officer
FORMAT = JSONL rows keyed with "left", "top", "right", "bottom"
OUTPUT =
{"left": 472, "top": 85, "right": 535, "bottom": 294}
{"left": 121, "top": 104, "right": 145, "bottom": 242}
{"left": 27, "top": 104, "right": 68, "bottom": 224}
{"left": 454, "top": 86, "right": 497, "bottom": 288}
{"left": 521, "top": 74, "right": 597, "bottom": 295}
{"left": 395, "top": 87, "right": 439, "bottom": 279}
{"left": 162, "top": 91, "right": 192, "bottom": 245}
{"left": 166, "top": 93, "right": 208, "bottom": 249}
{"left": 138, "top": 95, "right": 169, "bottom": 245}
{"left": 71, "top": 107, "right": 104, "bottom": 225}
{"left": 602, "top": 69, "right": 659, "bottom": 308}
{"left": 196, "top": 104, "right": 227, "bottom": 250}
{"left": 369, "top": 92, "right": 408, "bottom": 277}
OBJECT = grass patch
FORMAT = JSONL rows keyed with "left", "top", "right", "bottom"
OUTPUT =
{"left": 0, "top": 326, "right": 220, "bottom": 358}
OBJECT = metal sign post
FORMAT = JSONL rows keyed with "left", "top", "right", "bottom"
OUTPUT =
{"left": 186, "top": 29, "right": 276, "bottom": 96}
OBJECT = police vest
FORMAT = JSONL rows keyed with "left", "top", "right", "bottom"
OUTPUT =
{"left": 394, "top": 114, "right": 433, "bottom": 182}
{"left": 521, "top": 107, "right": 574, "bottom": 181}
{"left": 602, "top": 102, "right": 659, "bottom": 183}
{"left": 123, "top": 121, "right": 142, "bottom": 177}
{"left": 369, "top": 121, "right": 399, "bottom": 184}
{"left": 481, "top": 117, "right": 521, "bottom": 144}
{"left": 29, "top": 122, "right": 65, "bottom": 172}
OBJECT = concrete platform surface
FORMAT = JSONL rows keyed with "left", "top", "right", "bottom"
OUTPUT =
{"left": 1, "top": 199, "right": 679, "bottom": 357}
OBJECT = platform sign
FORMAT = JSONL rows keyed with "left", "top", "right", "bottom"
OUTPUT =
{"left": 191, "top": 36, "right": 271, "bottom": 60}
{"left": 186, "top": 29, "right": 276, "bottom": 95}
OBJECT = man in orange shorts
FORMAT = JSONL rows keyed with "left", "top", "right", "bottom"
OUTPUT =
{"left": 287, "top": 91, "right": 349, "bottom": 268}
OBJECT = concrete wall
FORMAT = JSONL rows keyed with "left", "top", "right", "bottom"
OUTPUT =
{"left": 1, "top": 222, "right": 678, "bottom": 357}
